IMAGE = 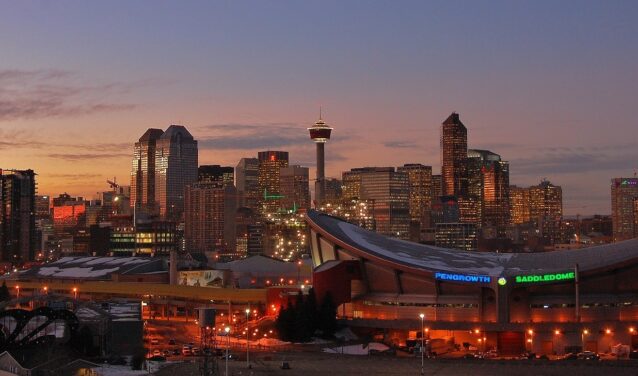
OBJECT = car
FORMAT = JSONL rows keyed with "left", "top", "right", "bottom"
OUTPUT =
{"left": 172, "top": 349, "right": 181, "bottom": 356}
{"left": 560, "top": 353, "right": 578, "bottom": 360}
{"left": 220, "top": 353, "right": 236, "bottom": 360}
{"left": 182, "top": 344, "right": 191, "bottom": 351}
{"left": 577, "top": 351, "right": 600, "bottom": 360}
{"left": 192, "top": 347, "right": 201, "bottom": 356}
{"left": 150, "top": 338, "right": 159, "bottom": 346}
{"left": 152, "top": 349, "right": 161, "bottom": 357}
{"left": 462, "top": 353, "right": 477, "bottom": 359}
{"left": 182, "top": 348, "right": 192, "bottom": 356}
{"left": 149, "top": 356, "right": 166, "bottom": 362}
{"left": 168, "top": 339, "right": 176, "bottom": 345}
{"left": 162, "top": 350, "right": 171, "bottom": 357}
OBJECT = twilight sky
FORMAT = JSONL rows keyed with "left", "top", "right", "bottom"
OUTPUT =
{"left": 1, "top": 1, "right": 637, "bottom": 215}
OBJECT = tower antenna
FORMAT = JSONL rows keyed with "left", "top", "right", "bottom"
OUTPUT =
{"left": 319, "top": 106, "right": 322, "bottom": 120}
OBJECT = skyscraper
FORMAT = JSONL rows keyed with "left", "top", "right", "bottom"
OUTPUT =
{"left": 466, "top": 149, "right": 510, "bottom": 233}
{"left": 236, "top": 158, "right": 260, "bottom": 211}
{"left": 397, "top": 164, "right": 432, "bottom": 227}
{"left": 184, "top": 183, "right": 237, "bottom": 254}
{"left": 155, "top": 125, "right": 198, "bottom": 221}
{"left": 130, "top": 128, "right": 164, "bottom": 215}
{"left": 324, "top": 178, "right": 343, "bottom": 204}
{"left": 529, "top": 180, "right": 563, "bottom": 244}
{"left": 258, "top": 151, "right": 289, "bottom": 215}
{"left": 431, "top": 174, "right": 442, "bottom": 204}
{"left": 611, "top": 178, "right": 638, "bottom": 242}
{"left": 308, "top": 112, "right": 333, "bottom": 206}
{"left": 280, "top": 165, "right": 310, "bottom": 211}
{"left": 357, "top": 167, "right": 410, "bottom": 239}
{"left": 198, "top": 165, "right": 234, "bottom": 186}
{"left": 509, "top": 185, "right": 531, "bottom": 225}
{"left": 441, "top": 112, "right": 467, "bottom": 197}
{"left": 0, "top": 169, "right": 36, "bottom": 262}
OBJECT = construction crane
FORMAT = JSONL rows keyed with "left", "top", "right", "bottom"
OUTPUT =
{"left": 106, "top": 177, "right": 119, "bottom": 192}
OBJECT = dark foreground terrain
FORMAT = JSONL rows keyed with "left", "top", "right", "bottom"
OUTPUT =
{"left": 155, "top": 351, "right": 638, "bottom": 376}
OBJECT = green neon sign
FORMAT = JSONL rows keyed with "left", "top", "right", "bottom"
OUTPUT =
{"left": 498, "top": 277, "right": 507, "bottom": 286}
{"left": 515, "top": 272, "right": 575, "bottom": 284}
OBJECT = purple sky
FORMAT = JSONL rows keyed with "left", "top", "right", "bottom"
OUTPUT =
{"left": 1, "top": 1, "right": 637, "bottom": 215}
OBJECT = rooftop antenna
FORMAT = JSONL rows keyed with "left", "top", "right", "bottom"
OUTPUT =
{"left": 319, "top": 106, "right": 322, "bottom": 120}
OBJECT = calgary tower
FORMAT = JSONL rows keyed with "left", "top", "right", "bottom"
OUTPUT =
{"left": 308, "top": 109, "right": 333, "bottom": 206}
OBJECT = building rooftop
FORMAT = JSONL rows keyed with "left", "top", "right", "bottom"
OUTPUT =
{"left": 442, "top": 112, "right": 465, "bottom": 127}
{"left": 138, "top": 128, "right": 164, "bottom": 142}
{"left": 18, "top": 256, "right": 166, "bottom": 280}
{"left": 307, "top": 210, "right": 638, "bottom": 277}
{"left": 161, "top": 124, "right": 194, "bottom": 140}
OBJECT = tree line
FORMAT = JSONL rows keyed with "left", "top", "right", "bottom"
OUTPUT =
{"left": 275, "top": 288, "right": 338, "bottom": 342}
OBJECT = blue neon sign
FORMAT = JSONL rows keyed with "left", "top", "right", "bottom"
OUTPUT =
{"left": 434, "top": 272, "right": 491, "bottom": 283}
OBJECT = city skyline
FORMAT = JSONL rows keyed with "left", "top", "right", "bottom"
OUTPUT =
{"left": 1, "top": 1, "right": 638, "bottom": 215}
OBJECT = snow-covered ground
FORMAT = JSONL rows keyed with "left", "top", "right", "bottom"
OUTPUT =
{"left": 95, "top": 360, "right": 172, "bottom": 375}
{"left": 323, "top": 342, "right": 389, "bottom": 355}
{"left": 334, "top": 327, "right": 358, "bottom": 341}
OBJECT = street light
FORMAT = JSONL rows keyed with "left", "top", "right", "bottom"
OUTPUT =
{"left": 581, "top": 329, "right": 589, "bottom": 351}
{"left": 224, "top": 326, "right": 231, "bottom": 376}
{"left": 419, "top": 313, "right": 425, "bottom": 376}
{"left": 72, "top": 287, "right": 78, "bottom": 300}
{"left": 245, "top": 308, "right": 251, "bottom": 368}
{"left": 14, "top": 285, "right": 19, "bottom": 299}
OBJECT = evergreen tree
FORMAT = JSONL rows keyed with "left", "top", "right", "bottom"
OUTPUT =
{"left": 275, "top": 298, "right": 297, "bottom": 342}
{"left": 318, "top": 292, "right": 338, "bottom": 338}
{"left": 294, "top": 291, "right": 312, "bottom": 342}
{"left": 0, "top": 281, "right": 11, "bottom": 302}
{"left": 305, "top": 288, "right": 319, "bottom": 332}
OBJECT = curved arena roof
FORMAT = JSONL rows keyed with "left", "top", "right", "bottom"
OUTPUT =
{"left": 306, "top": 210, "right": 638, "bottom": 277}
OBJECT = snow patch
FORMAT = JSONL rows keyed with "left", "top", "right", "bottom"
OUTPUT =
{"left": 323, "top": 342, "right": 389, "bottom": 355}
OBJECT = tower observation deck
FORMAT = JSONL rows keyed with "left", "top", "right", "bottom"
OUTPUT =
{"left": 308, "top": 110, "right": 333, "bottom": 206}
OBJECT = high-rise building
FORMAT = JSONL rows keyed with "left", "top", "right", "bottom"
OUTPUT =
{"left": 280, "top": 165, "right": 310, "bottom": 211}
{"left": 198, "top": 165, "right": 234, "bottom": 186}
{"left": 435, "top": 223, "right": 478, "bottom": 251}
{"left": 342, "top": 167, "right": 383, "bottom": 201}
{"left": 509, "top": 185, "right": 531, "bottom": 225}
{"left": 0, "top": 169, "right": 36, "bottom": 262}
{"left": 457, "top": 196, "right": 481, "bottom": 225}
{"left": 324, "top": 178, "right": 342, "bottom": 204}
{"left": 529, "top": 180, "right": 563, "bottom": 244}
{"left": 397, "top": 164, "right": 432, "bottom": 228}
{"left": 466, "top": 149, "right": 510, "bottom": 233}
{"left": 357, "top": 167, "right": 410, "bottom": 239}
{"left": 308, "top": 112, "right": 333, "bottom": 206}
{"left": 236, "top": 158, "right": 260, "bottom": 212}
{"left": 35, "top": 195, "right": 51, "bottom": 219}
{"left": 431, "top": 174, "right": 442, "bottom": 204}
{"left": 611, "top": 178, "right": 638, "bottom": 242}
{"left": 257, "top": 151, "right": 289, "bottom": 215}
{"left": 342, "top": 169, "right": 365, "bottom": 200}
{"left": 155, "top": 125, "right": 198, "bottom": 221}
{"left": 184, "top": 183, "right": 237, "bottom": 254}
{"left": 130, "top": 128, "right": 164, "bottom": 215}
{"left": 441, "top": 113, "right": 467, "bottom": 197}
